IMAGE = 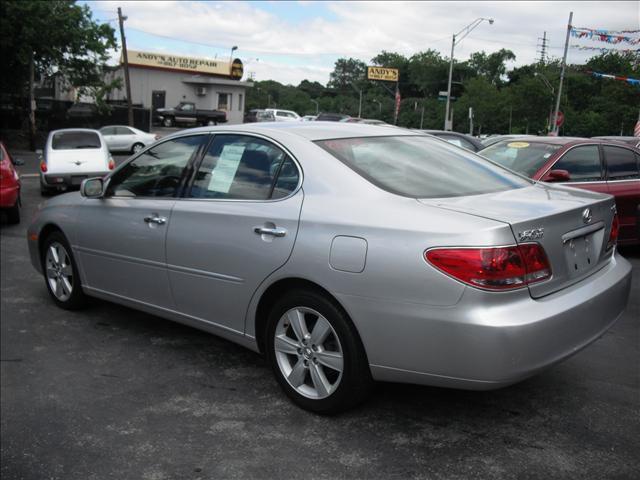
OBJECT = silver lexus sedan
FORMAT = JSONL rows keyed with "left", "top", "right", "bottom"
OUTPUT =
{"left": 27, "top": 123, "right": 632, "bottom": 413}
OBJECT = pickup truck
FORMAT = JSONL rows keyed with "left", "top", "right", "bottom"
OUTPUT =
{"left": 155, "top": 102, "right": 227, "bottom": 127}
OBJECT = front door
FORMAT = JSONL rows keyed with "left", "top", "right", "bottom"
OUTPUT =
{"left": 602, "top": 144, "right": 640, "bottom": 243}
{"left": 549, "top": 144, "right": 610, "bottom": 195}
{"left": 152, "top": 91, "right": 166, "bottom": 111}
{"left": 166, "top": 134, "right": 303, "bottom": 333}
{"left": 75, "top": 134, "right": 209, "bottom": 308}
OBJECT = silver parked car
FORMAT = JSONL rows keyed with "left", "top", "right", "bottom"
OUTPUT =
{"left": 99, "top": 125, "right": 160, "bottom": 154}
{"left": 27, "top": 123, "right": 632, "bottom": 413}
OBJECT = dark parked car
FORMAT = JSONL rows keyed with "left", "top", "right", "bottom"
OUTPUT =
{"left": 244, "top": 109, "right": 276, "bottom": 123}
{"left": 156, "top": 102, "right": 227, "bottom": 127}
{"left": 316, "top": 113, "right": 351, "bottom": 122}
{"left": 480, "top": 137, "right": 640, "bottom": 245}
{"left": 481, "top": 134, "right": 538, "bottom": 148}
{"left": 420, "top": 130, "right": 484, "bottom": 152}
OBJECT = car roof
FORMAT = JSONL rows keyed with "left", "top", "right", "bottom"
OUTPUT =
{"left": 162, "top": 122, "right": 417, "bottom": 142}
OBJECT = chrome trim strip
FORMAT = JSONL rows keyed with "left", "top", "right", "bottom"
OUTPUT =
{"left": 166, "top": 263, "right": 244, "bottom": 284}
{"left": 561, "top": 221, "right": 605, "bottom": 244}
{"left": 74, "top": 246, "right": 166, "bottom": 269}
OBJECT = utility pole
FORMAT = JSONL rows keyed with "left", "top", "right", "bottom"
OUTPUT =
{"left": 28, "top": 51, "right": 36, "bottom": 150}
{"left": 118, "top": 7, "right": 134, "bottom": 127}
{"left": 468, "top": 107, "right": 473, "bottom": 135}
{"left": 420, "top": 105, "right": 425, "bottom": 129}
{"left": 537, "top": 31, "right": 549, "bottom": 64}
{"left": 358, "top": 89, "right": 363, "bottom": 118}
{"left": 552, "top": 11, "right": 573, "bottom": 136}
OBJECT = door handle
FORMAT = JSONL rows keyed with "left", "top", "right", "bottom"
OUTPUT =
{"left": 254, "top": 226, "right": 287, "bottom": 237}
{"left": 144, "top": 215, "right": 167, "bottom": 225}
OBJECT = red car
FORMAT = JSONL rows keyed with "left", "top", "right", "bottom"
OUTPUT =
{"left": 0, "top": 141, "right": 21, "bottom": 224}
{"left": 480, "top": 137, "right": 640, "bottom": 245}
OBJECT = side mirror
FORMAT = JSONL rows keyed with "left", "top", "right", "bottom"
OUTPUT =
{"left": 80, "top": 177, "right": 105, "bottom": 198}
{"left": 543, "top": 169, "right": 571, "bottom": 182}
{"left": 12, "top": 158, "right": 24, "bottom": 166}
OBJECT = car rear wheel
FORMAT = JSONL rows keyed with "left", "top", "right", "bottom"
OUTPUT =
{"left": 266, "top": 289, "right": 372, "bottom": 414}
{"left": 131, "top": 142, "right": 144, "bottom": 154}
{"left": 42, "top": 231, "right": 88, "bottom": 310}
{"left": 206, "top": 119, "right": 217, "bottom": 126}
{"left": 162, "top": 117, "right": 174, "bottom": 127}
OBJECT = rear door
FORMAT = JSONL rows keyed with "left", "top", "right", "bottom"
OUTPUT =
{"left": 166, "top": 133, "right": 303, "bottom": 333}
{"left": 115, "top": 126, "right": 137, "bottom": 151}
{"left": 602, "top": 145, "right": 640, "bottom": 243}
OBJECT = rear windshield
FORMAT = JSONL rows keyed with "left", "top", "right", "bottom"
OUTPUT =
{"left": 480, "top": 141, "right": 562, "bottom": 177}
{"left": 52, "top": 131, "right": 101, "bottom": 150}
{"left": 316, "top": 135, "right": 530, "bottom": 198}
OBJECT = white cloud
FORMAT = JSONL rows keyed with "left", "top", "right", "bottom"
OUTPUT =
{"left": 93, "top": 1, "right": 640, "bottom": 85}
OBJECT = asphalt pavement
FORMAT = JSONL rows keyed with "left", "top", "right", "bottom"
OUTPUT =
{"left": 1, "top": 150, "right": 639, "bottom": 479}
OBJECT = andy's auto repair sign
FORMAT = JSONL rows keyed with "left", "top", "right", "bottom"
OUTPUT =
{"left": 126, "top": 50, "right": 236, "bottom": 77}
{"left": 367, "top": 67, "right": 399, "bottom": 82}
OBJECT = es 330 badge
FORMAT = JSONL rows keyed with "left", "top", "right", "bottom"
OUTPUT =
{"left": 518, "top": 228, "right": 544, "bottom": 241}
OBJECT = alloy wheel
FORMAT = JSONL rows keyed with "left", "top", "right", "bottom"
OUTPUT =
{"left": 45, "top": 242, "right": 73, "bottom": 301}
{"left": 274, "top": 307, "right": 344, "bottom": 399}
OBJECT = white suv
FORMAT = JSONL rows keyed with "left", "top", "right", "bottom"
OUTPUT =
{"left": 265, "top": 109, "right": 301, "bottom": 122}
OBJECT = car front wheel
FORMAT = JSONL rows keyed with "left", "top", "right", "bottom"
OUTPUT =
{"left": 131, "top": 142, "right": 144, "bottom": 154}
{"left": 266, "top": 289, "right": 372, "bottom": 414}
{"left": 41, "top": 231, "right": 88, "bottom": 310}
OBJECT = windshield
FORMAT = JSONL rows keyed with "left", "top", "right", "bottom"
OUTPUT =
{"left": 480, "top": 141, "right": 562, "bottom": 177}
{"left": 316, "top": 135, "right": 530, "bottom": 198}
{"left": 52, "top": 131, "right": 101, "bottom": 150}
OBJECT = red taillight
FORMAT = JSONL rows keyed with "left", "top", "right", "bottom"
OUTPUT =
{"left": 108, "top": 159, "right": 115, "bottom": 170}
{"left": 40, "top": 161, "right": 47, "bottom": 173}
{"left": 425, "top": 244, "right": 551, "bottom": 291}
{"left": 607, "top": 214, "right": 619, "bottom": 250}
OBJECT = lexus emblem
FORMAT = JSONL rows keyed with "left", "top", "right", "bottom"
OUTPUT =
{"left": 582, "top": 208, "right": 592, "bottom": 224}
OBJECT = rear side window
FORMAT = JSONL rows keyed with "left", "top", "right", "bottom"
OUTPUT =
{"left": 603, "top": 145, "right": 639, "bottom": 180}
{"left": 316, "top": 136, "right": 529, "bottom": 198}
{"left": 552, "top": 145, "right": 602, "bottom": 182}
{"left": 52, "top": 131, "right": 101, "bottom": 150}
{"left": 189, "top": 135, "right": 299, "bottom": 200}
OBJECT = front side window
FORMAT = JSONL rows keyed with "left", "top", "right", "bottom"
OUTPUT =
{"left": 480, "top": 141, "right": 562, "bottom": 177}
{"left": 189, "top": 134, "right": 299, "bottom": 200}
{"left": 317, "top": 136, "right": 529, "bottom": 198}
{"left": 52, "top": 131, "right": 101, "bottom": 150}
{"left": 603, "top": 145, "right": 639, "bottom": 180}
{"left": 107, "top": 135, "right": 205, "bottom": 198}
{"left": 552, "top": 145, "right": 602, "bottom": 182}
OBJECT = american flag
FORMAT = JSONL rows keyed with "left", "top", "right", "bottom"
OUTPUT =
{"left": 634, "top": 118, "right": 640, "bottom": 137}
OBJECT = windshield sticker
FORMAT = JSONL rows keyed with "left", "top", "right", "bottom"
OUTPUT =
{"left": 208, "top": 144, "right": 245, "bottom": 193}
{"left": 507, "top": 142, "right": 530, "bottom": 148}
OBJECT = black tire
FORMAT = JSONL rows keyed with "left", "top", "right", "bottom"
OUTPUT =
{"left": 206, "top": 119, "right": 217, "bottom": 126}
{"left": 41, "top": 231, "right": 88, "bottom": 310}
{"left": 265, "top": 289, "right": 373, "bottom": 414}
{"left": 131, "top": 142, "right": 144, "bottom": 154}
{"left": 40, "top": 183, "right": 55, "bottom": 196}
{"left": 162, "top": 117, "right": 174, "bottom": 127}
{"left": 6, "top": 199, "right": 20, "bottom": 224}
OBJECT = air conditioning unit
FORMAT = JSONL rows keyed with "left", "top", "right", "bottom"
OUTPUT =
{"left": 196, "top": 86, "right": 207, "bottom": 96}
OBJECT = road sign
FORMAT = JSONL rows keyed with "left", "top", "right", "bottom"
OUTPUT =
{"left": 367, "top": 67, "right": 399, "bottom": 82}
{"left": 554, "top": 111, "right": 565, "bottom": 128}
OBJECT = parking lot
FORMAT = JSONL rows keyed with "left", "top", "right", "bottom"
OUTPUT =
{"left": 1, "top": 150, "right": 639, "bottom": 479}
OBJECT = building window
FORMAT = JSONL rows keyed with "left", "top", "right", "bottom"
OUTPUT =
{"left": 238, "top": 94, "right": 243, "bottom": 112}
{"left": 218, "top": 93, "right": 230, "bottom": 111}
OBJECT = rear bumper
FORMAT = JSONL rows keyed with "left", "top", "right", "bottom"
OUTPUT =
{"left": 41, "top": 172, "right": 108, "bottom": 189}
{"left": 338, "top": 253, "right": 632, "bottom": 389}
{"left": 0, "top": 182, "right": 19, "bottom": 207}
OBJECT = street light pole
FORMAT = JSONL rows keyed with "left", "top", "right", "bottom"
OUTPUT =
{"left": 118, "top": 7, "right": 134, "bottom": 127}
{"left": 552, "top": 11, "right": 573, "bottom": 135}
{"left": 444, "top": 17, "right": 494, "bottom": 131}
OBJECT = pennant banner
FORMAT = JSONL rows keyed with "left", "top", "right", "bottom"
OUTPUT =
{"left": 571, "top": 45, "right": 640, "bottom": 54}
{"left": 570, "top": 28, "right": 640, "bottom": 45}
{"left": 573, "top": 27, "right": 640, "bottom": 35}
{"left": 587, "top": 70, "right": 640, "bottom": 86}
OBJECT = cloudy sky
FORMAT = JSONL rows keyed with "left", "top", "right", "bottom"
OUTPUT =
{"left": 83, "top": 1, "right": 639, "bottom": 85}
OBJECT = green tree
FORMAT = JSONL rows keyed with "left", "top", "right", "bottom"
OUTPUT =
{"left": 327, "top": 58, "right": 367, "bottom": 90}
{"left": 466, "top": 49, "right": 516, "bottom": 85}
{"left": 0, "top": 1, "right": 117, "bottom": 96}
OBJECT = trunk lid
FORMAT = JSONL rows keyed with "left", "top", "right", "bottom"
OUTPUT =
{"left": 419, "top": 183, "right": 616, "bottom": 298}
{"left": 47, "top": 149, "right": 109, "bottom": 174}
